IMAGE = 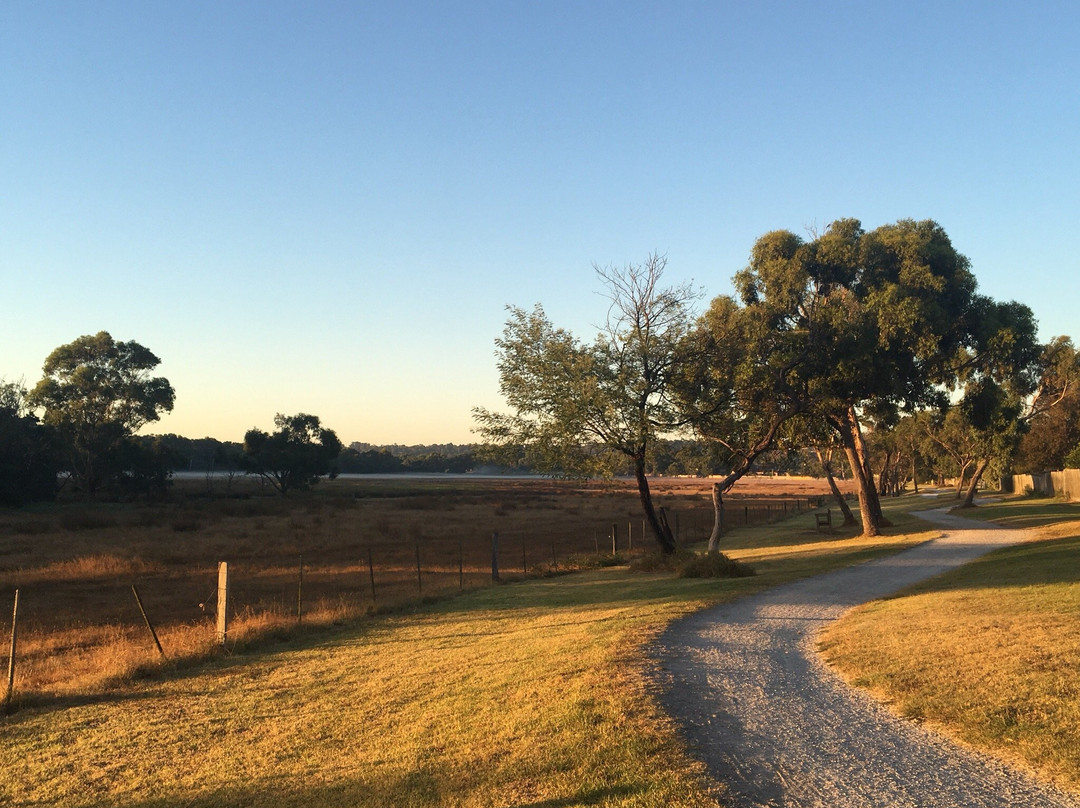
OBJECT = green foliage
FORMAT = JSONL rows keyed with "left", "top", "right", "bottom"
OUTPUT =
{"left": 27, "top": 332, "right": 174, "bottom": 498}
{"left": 1014, "top": 339, "right": 1080, "bottom": 472}
{"left": 118, "top": 437, "right": 186, "bottom": 497}
{"left": 0, "top": 380, "right": 61, "bottom": 505}
{"left": 474, "top": 255, "right": 699, "bottom": 553}
{"left": 241, "top": 413, "right": 343, "bottom": 494}
{"left": 1065, "top": 442, "right": 1080, "bottom": 469}
{"left": 336, "top": 444, "right": 478, "bottom": 474}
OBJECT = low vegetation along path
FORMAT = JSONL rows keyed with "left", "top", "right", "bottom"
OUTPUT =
{"left": 652, "top": 508, "right": 1080, "bottom": 808}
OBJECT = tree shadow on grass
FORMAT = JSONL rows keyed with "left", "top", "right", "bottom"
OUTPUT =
{"left": 101, "top": 769, "right": 645, "bottom": 808}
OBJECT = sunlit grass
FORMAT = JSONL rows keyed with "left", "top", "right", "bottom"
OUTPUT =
{"left": 0, "top": 477, "right": 839, "bottom": 702}
{"left": 947, "top": 495, "right": 1080, "bottom": 531}
{"left": 820, "top": 516, "right": 1080, "bottom": 792}
{"left": 0, "top": 496, "right": 926, "bottom": 808}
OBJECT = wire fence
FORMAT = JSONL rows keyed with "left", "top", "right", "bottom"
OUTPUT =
{"left": 2, "top": 494, "right": 828, "bottom": 708}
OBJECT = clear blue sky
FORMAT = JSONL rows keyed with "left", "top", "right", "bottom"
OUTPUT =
{"left": 3, "top": 2, "right": 1078, "bottom": 445}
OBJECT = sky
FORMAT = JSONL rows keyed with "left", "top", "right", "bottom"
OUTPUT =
{"left": 3, "top": 2, "right": 1078, "bottom": 445}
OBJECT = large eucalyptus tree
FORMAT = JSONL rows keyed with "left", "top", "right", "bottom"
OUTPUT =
{"left": 29, "top": 331, "right": 175, "bottom": 497}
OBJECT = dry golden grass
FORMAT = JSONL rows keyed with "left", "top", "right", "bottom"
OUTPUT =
{"left": 820, "top": 497, "right": 1080, "bottom": 792}
{"left": 1, "top": 486, "right": 916, "bottom": 808}
{"left": 0, "top": 475, "right": 838, "bottom": 704}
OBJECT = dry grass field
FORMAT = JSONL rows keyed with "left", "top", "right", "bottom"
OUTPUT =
{"left": 0, "top": 474, "right": 846, "bottom": 705}
{"left": 2, "top": 475, "right": 918, "bottom": 808}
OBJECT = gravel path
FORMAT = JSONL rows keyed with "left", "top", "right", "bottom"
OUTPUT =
{"left": 651, "top": 508, "right": 1080, "bottom": 808}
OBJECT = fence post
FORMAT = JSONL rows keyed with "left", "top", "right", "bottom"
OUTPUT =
{"left": 415, "top": 543, "right": 422, "bottom": 594}
{"left": 611, "top": 523, "right": 618, "bottom": 555}
{"left": 4, "top": 589, "right": 17, "bottom": 714}
{"left": 297, "top": 554, "right": 304, "bottom": 623}
{"left": 522, "top": 536, "right": 527, "bottom": 575}
{"left": 491, "top": 532, "right": 500, "bottom": 582}
{"left": 131, "top": 585, "right": 166, "bottom": 659}
{"left": 551, "top": 540, "right": 557, "bottom": 570}
{"left": 459, "top": 542, "right": 464, "bottom": 591}
{"left": 628, "top": 521, "right": 633, "bottom": 553}
{"left": 216, "top": 562, "right": 229, "bottom": 646}
{"left": 367, "top": 546, "right": 376, "bottom": 605}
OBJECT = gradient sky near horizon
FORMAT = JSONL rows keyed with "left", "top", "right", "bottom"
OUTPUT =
{"left": 3, "top": 2, "right": 1078, "bottom": 445}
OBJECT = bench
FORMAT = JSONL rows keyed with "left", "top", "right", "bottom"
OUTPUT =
{"left": 815, "top": 510, "right": 832, "bottom": 531}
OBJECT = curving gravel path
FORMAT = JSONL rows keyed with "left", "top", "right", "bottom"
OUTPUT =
{"left": 651, "top": 508, "right": 1080, "bottom": 808}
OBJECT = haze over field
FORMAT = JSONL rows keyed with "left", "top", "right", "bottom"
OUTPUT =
{"left": 4, "top": 2, "right": 1078, "bottom": 445}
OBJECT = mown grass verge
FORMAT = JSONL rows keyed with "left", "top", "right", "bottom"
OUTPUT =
{"left": 1, "top": 501, "right": 931, "bottom": 808}
{"left": 820, "top": 496, "right": 1080, "bottom": 792}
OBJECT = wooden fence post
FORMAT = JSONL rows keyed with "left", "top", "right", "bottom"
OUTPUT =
{"left": 4, "top": 589, "right": 17, "bottom": 714}
{"left": 297, "top": 554, "right": 304, "bottom": 623}
{"left": 415, "top": 544, "right": 422, "bottom": 594}
{"left": 216, "top": 562, "right": 229, "bottom": 646}
{"left": 611, "top": 523, "right": 617, "bottom": 555}
{"left": 459, "top": 543, "right": 464, "bottom": 591}
{"left": 367, "top": 546, "right": 376, "bottom": 605}
{"left": 491, "top": 532, "right": 500, "bottom": 582}
{"left": 522, "top": 536, "right": 527, "bottom": 575}
{"left": 131, "top": 585, "right": 166, "bottom": 659}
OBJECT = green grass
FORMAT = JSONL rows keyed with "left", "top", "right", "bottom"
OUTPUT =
{"left": 820, "top": 505, "right": 1080, "bottom": 792}
{"left": 0, "top": 501, "right": 931, "bottom": 808}
{"left": 946, "top": 495, "right": 1080, "bottom": 529}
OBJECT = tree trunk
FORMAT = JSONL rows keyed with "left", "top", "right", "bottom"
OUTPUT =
{"left": 878, "top": 450, "right": 893, "bottom": 498}
{"left": 833, "top": 407, "right": 885, "bottom": 537}
{"left": 960, "top": 458, "right": 991, "bottom": 508}
{"left": 707, "top": 482, "right": 724, "bottom": 553}
{"left": 911, "top": 455, "right": 920, "bottom": 494}
{"left": 848, "top": 409, "right": 890, "bottom": 527}
{"left": 954, "top": 462, "right": 971, "bottom": 498}
{"left": 634, "top": 457, "right": 676, "bottom": 554}
{"left": 815, "top": 448, "right": 858, "bottom": 526}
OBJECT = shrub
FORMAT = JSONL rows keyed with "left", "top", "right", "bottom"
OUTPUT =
{"left": 677, "top": 550, "right": 756, "bottom": 579}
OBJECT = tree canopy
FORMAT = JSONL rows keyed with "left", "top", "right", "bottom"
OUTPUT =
{"left": 475, "top": 254, "right": 698, "bottom": 553}
{"left": 241, "top": 413, "right": 343, "bottom": 495}
{"left": 0, "top": 380, "right": 61, "bottom": 505}
{"left": 28, "top": 332, "right": 175, "bottom": 497}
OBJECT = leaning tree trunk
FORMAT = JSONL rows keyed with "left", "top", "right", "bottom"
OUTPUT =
{"left": 815, "top": 448, "right": 858, "bottom": 527}
{"left": 834, "top": 407, "right": 886, "bottom": 537}
{"left": 707, "top": 481, "right": 726, "bottom": 553}
{"left": 954, "top": 462, "right": 971, "bottom": 499}
{"left": 634, "top": 457, "right": 676, "bottom": 554}
{"left": 960, "top": 458, "right": 992, "bottom": 508}
{"left": 848, "top": 409, "right": 890, "bottom": 527}
{"left": 878, "top": 450, "right": 894, "bottom": 498}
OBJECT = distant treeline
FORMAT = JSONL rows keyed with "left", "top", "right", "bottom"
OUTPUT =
{"left": 141, "top": 435, "right": 484, "bottom": 475}
{"left": 140, "top": 434, "right": 822, "bottom": 478}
